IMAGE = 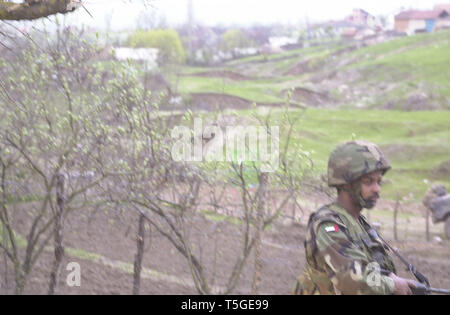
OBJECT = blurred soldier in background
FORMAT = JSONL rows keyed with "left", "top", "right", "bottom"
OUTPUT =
{"left": 423, "top": 184, "right": 450, "bottom": 240}
{"left": 423, "top": 184, "right": 446, "bottom": 209}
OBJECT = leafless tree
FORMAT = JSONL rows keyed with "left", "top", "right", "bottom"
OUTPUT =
{"left": 1, "top": 14, "right": 316, "bottom": 295}
{"left": 0, "top": 0, "right": 80, "bottom": 21}
{"left": 103, "top": 96, "right": 312, "bottom": 294}
{"left": 0, "top": 26, "right": 119, "bottom": 294}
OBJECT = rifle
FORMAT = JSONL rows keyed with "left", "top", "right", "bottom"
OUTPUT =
{"left": 367, "top": 229, "right": 450, "bottom": 295}
{"left": 410, "top": 281, "right": 450, "bottom": 295}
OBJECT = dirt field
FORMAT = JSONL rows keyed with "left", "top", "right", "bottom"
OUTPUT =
{"left": 1, "top": 191, "right": 449, "bottom": 295}
{"left": 186, "top": 93, "right": 290, "bottom": 111}
{"left": 1, "top": 201, "right": 304, "bottom": 295}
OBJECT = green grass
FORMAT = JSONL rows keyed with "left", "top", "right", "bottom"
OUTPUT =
{"left": 0, "top": 222, "right": 101, "bottom": 259}
{"left": 234, "top": 107, "right": 450, "bottom": 201}
{"left": 359, "top": 42, "right": 450, "bottom": 88}
{"left": 202, "top": 210, "right": 242, "bottom": 225}
{"left": 185, "top": 106, "right": 449, "bottom": 202}
{"left": 348, "top": 30, "right": 450, "bottom": 63}
{"left": 0, "top": 224, "right": 27, "bottom": 248}
{"left": 338, "top": 30, "right": 450, "bottom": 101}
{"left": 175, "top": 76, "right": 286, "bottom": 104}
{"left": 223, "top": 46, "right": 306, "bottom": 66}
{"left": 172, "top": 45, "right": 348, "bottom": 104}
{"left": 224, "top": 41, "right": 345, "bottom": 66}
{"left": 66, "top": 247, "right": 103, "bottom": 261}
{"left": 159, "top": 31, "right": 450, "bottom": 202}
{"left": 165, "top": 30, "right": 450, "bottom": 109}
{"left": 177, "top": 65, "right": 215, "bottom": 75}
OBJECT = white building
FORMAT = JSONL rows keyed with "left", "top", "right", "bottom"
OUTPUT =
{"left": 113, "top": 47, "right": 159, "bottom": 70}
{"left": 268, "top": 36, "right": 298, "bottom": 50}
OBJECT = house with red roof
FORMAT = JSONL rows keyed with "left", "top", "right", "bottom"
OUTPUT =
{"left": 394, "top": 9, "right": 449, "bottom": 34}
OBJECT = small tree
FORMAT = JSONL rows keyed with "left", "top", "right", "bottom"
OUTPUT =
{"left": 127, "top": 29, "right": 187, "bottom": 65}
{"left": 104, "top": 98, "right": 312, "bottom": 294}
{"left": 221, "top": 29, "right": 253, "bottom": 58}
{"left": 0, "top": 26, "right": 122, "bottom": 294}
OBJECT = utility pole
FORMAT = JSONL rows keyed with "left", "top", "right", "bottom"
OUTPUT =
{"left": 188, "top": 0, "right": 194, "bottom": 63}
{"left": 304, "top": 11, "right": 310, "bottom": 47}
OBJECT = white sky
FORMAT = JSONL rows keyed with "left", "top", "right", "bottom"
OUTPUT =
{"left": 61, "top": 0, "right": 441, "bottom": 30}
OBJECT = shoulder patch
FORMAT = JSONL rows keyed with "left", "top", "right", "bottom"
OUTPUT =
{"left": 324, "top": 224, "right": 340, "bottom": 233}
{"left": 310, "top": 205, "right": 347, "bottom": 233}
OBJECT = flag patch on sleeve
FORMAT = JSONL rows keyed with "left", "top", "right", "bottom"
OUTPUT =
{"left": 325, "top": 224, "right": 339, "bottom": 232}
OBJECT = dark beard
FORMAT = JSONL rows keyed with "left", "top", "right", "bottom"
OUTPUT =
{"left": 363, "top": 198, "right": 377, "bottom": 209}
{"left": 349, "top": 180, "right": 379, "bottom": 209}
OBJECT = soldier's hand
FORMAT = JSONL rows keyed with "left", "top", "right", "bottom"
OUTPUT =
{"left": 389, "top": 273, "right": 414, "bottom": 295}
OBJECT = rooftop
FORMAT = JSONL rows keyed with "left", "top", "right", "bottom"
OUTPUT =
{"left": 395, "top": 9, "right": 449, "bottom": 20}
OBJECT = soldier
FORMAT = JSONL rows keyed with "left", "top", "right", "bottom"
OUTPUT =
{"left": 423, "top": 184, "right": 447, "bottom": 209}
{"left": 423, "top": 184, "right": 449, "bottom": 239}
{"left": 293, "top": 140, "right": 416, "bottom": 295}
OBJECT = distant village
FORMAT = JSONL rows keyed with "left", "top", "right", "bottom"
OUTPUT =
{"left": 109, "top": 3, "right": 450, "bottom": 67}
{"left": 315, "top": 3, "right": 450, "bottom": 40}
{"left": 392, "top": 4, "right": 450, "bottom": 34}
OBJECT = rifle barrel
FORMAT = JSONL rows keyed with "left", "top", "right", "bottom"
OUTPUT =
{"left": 429, "top": 287, "right": 450, "bottom": 295}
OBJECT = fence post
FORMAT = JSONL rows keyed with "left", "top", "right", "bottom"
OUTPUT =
{"left": 394, "top": 193, "right": 399, "bottom": 241}
{"left": 133, "top": 213, "right": 146, "bottom": 295}
{"left": 48, "top": 173, "right": 65, "bottom": 295}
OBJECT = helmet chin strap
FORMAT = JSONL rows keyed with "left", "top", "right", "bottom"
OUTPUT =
{"left": 343, "top": 179, "right": 376, "bottom": 209}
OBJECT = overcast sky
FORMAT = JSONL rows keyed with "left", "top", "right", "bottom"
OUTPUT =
{"left": 61, "top": 0, "right": 442, "bottom": 30}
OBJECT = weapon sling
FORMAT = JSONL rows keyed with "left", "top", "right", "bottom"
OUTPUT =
{"left": 368, "top": 229, "right": 450, "bottom": 295}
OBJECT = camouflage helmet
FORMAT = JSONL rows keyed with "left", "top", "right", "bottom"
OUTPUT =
{"left": 327, "top": 140, "right": 391, "bottom": 187}
{"left": 431, "top": 184, "right": 447, "bottom": 197}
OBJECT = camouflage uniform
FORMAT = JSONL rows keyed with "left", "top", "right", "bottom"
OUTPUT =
{"left": 293, "top": 141, "right": 396, "bottom": 295}
{"left": 293, "top": 202, "right": 396, "bottom": 295}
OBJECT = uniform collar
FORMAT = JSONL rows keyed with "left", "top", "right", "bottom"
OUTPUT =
{"left": 329, "top": 201, "right": 363, "bottom": 225}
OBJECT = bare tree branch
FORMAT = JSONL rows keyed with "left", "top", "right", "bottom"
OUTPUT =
{"left": 0, "top": 0, "right": 80, "bottom": 21}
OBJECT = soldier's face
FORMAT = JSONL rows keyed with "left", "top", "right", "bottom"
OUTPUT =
{"left": 359, "top": 170, "right": 383, "bottom": 208}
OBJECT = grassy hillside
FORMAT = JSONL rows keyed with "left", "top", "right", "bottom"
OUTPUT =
{"left": 333, "top": 31, "right": 450, "bottom": 109}
{"left": 162, "top": 31, "right": 450, "bottom": 202}
{"left": 173, "top": 76, "right": 285, "bottom": 104}
{"left": 166, "top": 30, "right": 450, "bottom": 110}
{"left": 234, "top": 107, "right": 450, "bottom": 202}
